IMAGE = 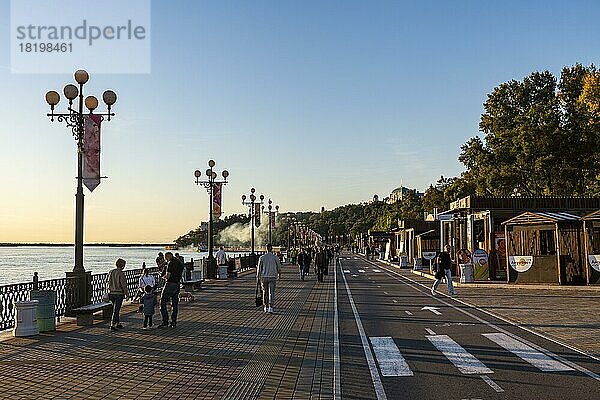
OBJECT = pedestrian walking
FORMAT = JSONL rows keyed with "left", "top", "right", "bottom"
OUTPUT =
{"left": 159, "top": 252, "right": 184, "bottom": 328}
{"left": 216, "top": 246, "right": 228, "bottom": 266}
{"left": 326, "top": 246, "right": 333, "bottom": 275}
{"left": 107, "top": 258, "right": 128, "bottom": 332}
{"left": 431, "top": 245, "right": 457, "bottom": 296}
{"left": 304, "top": 248, "right": 312, "bottom": 277}
{"left": 366, "top": 245, "right": 371, "bottom": 260}
{"left": 297, "top": 248, "right": 307, "bottom": 281}
{"left": 140, "top": 284, "right": 157, "bottom": 330}
{"left": 291, "top": 248, "right": 297, "bottom": 265}
{"left": 315, "top": 247, "right": 327, "bottom": 282}
{"left": 257, "top": 244, "right": 282, "bottom": 314}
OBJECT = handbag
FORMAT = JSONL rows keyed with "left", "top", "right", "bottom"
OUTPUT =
{"left": 255, "top": 281, "right": 263, "bottom": 307}
{"left": 435, "top": 269, "right": 445, "bottom": 280}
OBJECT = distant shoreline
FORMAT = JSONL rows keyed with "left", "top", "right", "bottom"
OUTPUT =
{"left": 0, "top": 243, "right": 172, "bottom": 247}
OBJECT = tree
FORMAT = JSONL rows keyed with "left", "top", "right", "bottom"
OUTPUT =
{"left": 460, "top": 65, "right": 600, "bottom": 196}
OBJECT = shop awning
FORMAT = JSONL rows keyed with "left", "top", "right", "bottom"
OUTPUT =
{"left": 502, "top": 211, "right": 581, "bottom": 226}
{"left": 582, "top": 210, "right": 600, "bottom": 221}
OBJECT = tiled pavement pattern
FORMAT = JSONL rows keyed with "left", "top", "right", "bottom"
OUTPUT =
{"left": 0, "top": 265, "right": 334, "bottom": 400}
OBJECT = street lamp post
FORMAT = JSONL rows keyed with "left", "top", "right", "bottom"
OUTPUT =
{"left": 194, "top": 160, "right": 229, "bottom": 279}
{"left": 45, "top": 69, "right": 117, "bottom": 312}
{"left": 262, "top": 199, "right": 279, "bottom": 245}
{"left": 285, "top": 216, "right": 296, "bottom": 251}
{"left": 242, "top": 188, "right": 264, "bottom": 266}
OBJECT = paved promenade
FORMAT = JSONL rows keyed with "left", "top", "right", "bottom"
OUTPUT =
{"left": 1, "top": 255, "right": 599, "bottom": 399}
{"left": 0, "top": 266, "right": 334, "bottom": 400}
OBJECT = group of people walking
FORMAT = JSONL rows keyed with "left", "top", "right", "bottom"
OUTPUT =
{"left": 292, "top": 245, "right": 339, "bottom": 282}
{"left": 106, "top": 251, "right": 184, "bottom": 332}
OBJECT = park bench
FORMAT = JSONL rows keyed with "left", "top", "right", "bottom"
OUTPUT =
{"left": 72, "top": 302, "right": 113, "bottom": 326}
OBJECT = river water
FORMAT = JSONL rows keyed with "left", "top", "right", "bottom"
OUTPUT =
{"left": 0, "top": 246, "right": 237, "bottom": 285}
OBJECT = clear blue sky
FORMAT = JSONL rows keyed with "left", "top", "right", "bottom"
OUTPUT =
{"left": 0, "top": 0, "right": 598, "bottom": 242}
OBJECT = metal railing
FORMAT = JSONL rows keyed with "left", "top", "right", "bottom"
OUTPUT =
{"left": 0, "top": 253, "right": 263, "bottom": 331}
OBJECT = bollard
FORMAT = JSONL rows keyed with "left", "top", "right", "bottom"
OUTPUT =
{"left": 33, "top": 272, "right": 39, "bottom": 291}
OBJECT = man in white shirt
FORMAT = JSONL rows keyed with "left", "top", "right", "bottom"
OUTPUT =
{"left": 257, "top": 244, "right": 282, "bottom": 314}
{"left": 216, "top": 246, "right": 228, "bottom": 266}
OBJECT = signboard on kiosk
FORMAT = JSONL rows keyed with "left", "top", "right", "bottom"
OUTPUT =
{"left": 509, "top": 256, "right": 534, "bottom": 273}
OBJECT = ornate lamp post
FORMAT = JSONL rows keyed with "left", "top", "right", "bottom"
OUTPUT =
{"left": 241, "top": 188, "right": 264, "bottom": 266}
{"left": 285, "top": 216, "right": 297, "bottom": 250}
{"left": 194, "top": 160, "right": 229, "bottom": 279}
{"left": 45, "top": 69, "right": 117, "bottom": 311}
{"left": 262, "top": 199, "right": 279, "bottom": 245}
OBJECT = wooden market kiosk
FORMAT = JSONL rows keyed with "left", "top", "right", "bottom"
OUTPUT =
{"left": 439, "top": 196, "right": 600, "bottom": 281}
{"left": 503, "top": 212, "right": 587, "bottom": 285}
{"left": 582, "top": 210, "right": 600, "bottom": 284}
{"left": 394, "top": 220, "right": 438, "bottom": 268}
{"left": 415, "top": 229, "right": 440, "bottom": 273}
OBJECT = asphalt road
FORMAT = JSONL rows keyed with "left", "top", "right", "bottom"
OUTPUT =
{"left": 335, "top": 253, "right": 600, "bottom": 400}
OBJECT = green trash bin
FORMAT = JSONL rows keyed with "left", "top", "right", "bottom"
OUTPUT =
{"left": 29, "top": 290, "right": 56, "bottom": 332}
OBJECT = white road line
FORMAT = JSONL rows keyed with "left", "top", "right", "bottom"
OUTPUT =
{"left": 372, "top": 269, "right": 382, "bottom": 273}
{"left": 483, "top": 332, "right": 574, "bottom": 372}
{"left": 425, "top": 328, "right": 437, "bottom": 335}
{"left": 480, "top": 375, "right": 504, "bottom": 392}
{"left": 370, "top": 337, "right": 414, "bottom": 377}
{"left": 66, "top": 337, "right": 88, "bottom": 342}
{"left": 352, "top": 274, "right": 359, "bottom": 277}
{"left": 405, "top": 310, "right": 412, "bottom": 315}
{"left": 422, "top": 306, "right": 442, "bottom": 315}
{"left": 383, "top": 291, "right": 388, "bottom": 295}
{"left": 333, "top": 259, "right": 341, "bottom": 399}
{"left": 340, "top": 260, "right": 388, "bottom": 400}
{"left": 392, "top": 300, "right": 398, "bottom": 303}
{"left": 372, "top": 261, "right": 600, "bottom": 381}
{"left": 343, "top": 270, "right": 350, "bottom": 273}
{"left": 427, "top": 334, "right": 493, "bottom": 375}
{"left": 358, "top": 269, "right": 366, "bottom": 273}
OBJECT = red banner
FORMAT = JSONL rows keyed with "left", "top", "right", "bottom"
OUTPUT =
{"left": 254, "top": 204, "right": 261, "bottom": 227}
{"left": 212, "top": 183, "right": 222, "bottom": 220}
{"left": 83, "top": 114, "right": 102, "bottom": 192}
{"left": 270, "top": 213, "right": 276, "bottom": 229}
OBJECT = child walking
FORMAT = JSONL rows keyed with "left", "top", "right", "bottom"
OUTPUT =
{"left": 140, "top": 285, "right": 157, "bottom": 330}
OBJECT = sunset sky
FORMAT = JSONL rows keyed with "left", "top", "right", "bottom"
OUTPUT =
{"left": 0, "top": 0, "right": 598, "bottom": 243}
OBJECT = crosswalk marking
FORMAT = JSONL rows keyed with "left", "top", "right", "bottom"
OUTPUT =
{"left": 483, "top": 333, "right": 574, "bottom": 372}
{"left": 480, "top": 375, "right": 504, "bottom": 392}
{"left": 358, "top": 269, "right": 366, "bottom": 273}
{"left": 372, "top": 269, "right": 382, "bottom": 273}
{"left": 427, "top": 335, "right": 493, "bottom": 375}
{"left": 370, "top": 337, "right": 414, "bottom": 377}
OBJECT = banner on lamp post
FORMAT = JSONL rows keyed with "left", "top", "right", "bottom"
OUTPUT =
{"left": 212, "top": 183, "right": 222, "bottom": 220}
{"left": 254, "top": 204, "right": 261, "bottom": 227}
{"left": 270, "top": 213, "right": 276, "bottom": 229}
{"left": 83, "top": 114, "right": 102, "bottom": 192}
